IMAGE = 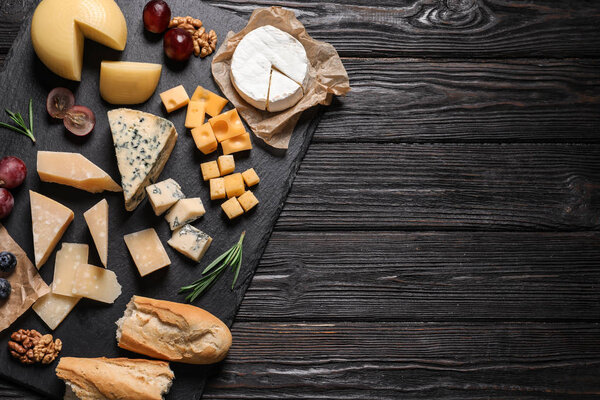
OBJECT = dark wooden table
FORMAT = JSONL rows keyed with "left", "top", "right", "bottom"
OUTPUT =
{"left": 2, "top": 0, "right": 600, "bottom": 398}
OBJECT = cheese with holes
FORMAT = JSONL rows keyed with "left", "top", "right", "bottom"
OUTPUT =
{"left": 191, "top": 122, "right": 218, "bottom": 155}
{"left": 100, "top": 61, "right": 162, "bottom": 104}
{"left": 83, "top": 199, "right": 109, "bottom": 267}
{"left": 191, "top": 86, "right": 228, "bottom": 117}
{"left": 108, "top": 109, "right": 178, "bottom": 211}
{"left": 71, "top": 263, "right": 122, "bottom": 303}
{"left": 165, "top": 198, "right": 206, "bottom": 230}
{"left": 31, "top": 0, "right": 127, "bottom": 81}
{"left": 123, "top": 228, "right": 171, "bottom": 277}
{"left": 167, "top": 224, "right": 212, "bottom": 262}
{"left": 224, "top": 173, "right": 245, "bottom": 199}
{"left": 185, "top": 101, "right": 206, "bottom": 128}
{"left": 221, "top": 197, "right": 244, "bottom": 220}
{"left": 30, "top": 191, "right": 74, "bottom": 269}
{"left": 217, "top": 155, "right": 235, "bottom": 176}
{"left": 242, "top": 168, "right": 260, "bottom": 187}
{"left": 37, "top": 151, "right": 122, "bottom": 193}
{"left": 146, "top": 178, "right": 185, "bottom": 216}
{"left": 33, "top": 293, "right": 80, "bottom": 330}
{"left": 268, "top": 69, "right": 304, "bottom": 112}
{"left": 209, "top": 109, "right": 246, "bottom": 142}
{"left": 210, "top": 178, "right": 226, "bottom": 200}
{"left": 238, "top": 191, "right": 259, "bottom": 212}
{"left": 221, "top": 132, "right": 252, "bottom": 155}
{"left": 160, "top": 85, "right": 189, "bottom": 113}
{"left": 52, "top": 243, "right": 88, "bottom": 297}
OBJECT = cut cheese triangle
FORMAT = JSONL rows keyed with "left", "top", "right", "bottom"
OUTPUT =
{"left": 108, "top": 109, "right": 178, "bottom": 211}
{"left": 267, "top": 69, "right": 304, "bottom": 112}
{"left": 31, "top": 0, "right": 127, "bottom": 81}
{"left": 83, "top": 199, "right": 108, "bottom": 267}
{"left": 33, "top": 292, "right": 80, "bottom": 331}
{"left": 37, "top": 151, "right": 122, "bottom": 193}
{"left": 30, "top": 191, "right": 74, "bottom": 269}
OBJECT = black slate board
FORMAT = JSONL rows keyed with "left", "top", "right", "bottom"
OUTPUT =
{"left": 0, "top": 1, "right": 319, "bottom": 398}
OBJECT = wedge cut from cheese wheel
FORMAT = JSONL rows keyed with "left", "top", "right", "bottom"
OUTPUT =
{"left": 37, "top": 151, "right": 122, "bottom": 193}
{"left": 267, "top": 69, "right": 304, "bottom": 112}
{"left": 100, "top": 61, "right": 162, "bottom": 104}
{"left": 33, "top": 292, "right": 80, "bottom": 330}
{"left": 52, "top": 243, "right": 88, "bottom": 297}
{"left": 231, "top": 51, "right": 271, "bottom": 110}
{"left": 83, "top": 199, "right": 109, "bottom": 267}
{"left": 31, "top": 0, "right": 127, "bottom": 81}
{"left": 71, "top": 263, "right": 121, "bottom": 303}
{"left": 30, "top": 191, "right": 74, "bottom": 269}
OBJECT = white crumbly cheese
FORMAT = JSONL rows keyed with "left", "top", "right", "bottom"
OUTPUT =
{"left": 268, "top": 69, "right": 304, "bottom": 112}
{"left": 167, "top": 224, "right": 212, "bottom": 262}
{"left": 164, "top": 198, "right": 206, "bottom": 230}
{"left": 146, "top": 178, "right": 185, "bottom": 215}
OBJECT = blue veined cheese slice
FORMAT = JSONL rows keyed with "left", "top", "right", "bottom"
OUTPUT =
{"left": 146, "top": 178, "right": 185, "bottom": 216}
{"left": 167, "top": 224, "right": 212, "bottom": 262}
{"left": 108, "top": 109, "right": 178, "bottom": 211}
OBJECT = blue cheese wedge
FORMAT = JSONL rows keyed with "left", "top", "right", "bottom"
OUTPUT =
{"left": 164, "top": 198, "right": 205, "bottom": 230}
{"left": 146, "top": 178, "right": 185, "bottom": 216}
{"left": 167, "top": 224, "right": 212, "bottom": 262}
{"left": 108, "top": 109, "right": 178, "bottom": 211}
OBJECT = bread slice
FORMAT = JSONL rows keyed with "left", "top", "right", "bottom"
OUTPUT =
{"left": 116, "top": 295, "right": 232, "bottom": 364}
{"left": 56, "top": 357, "right": 173, "bottom": 400}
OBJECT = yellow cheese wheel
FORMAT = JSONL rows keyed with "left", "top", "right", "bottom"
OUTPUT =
{"left": 100, "top": 61, "right": 162, "bottom": 105}
{"left": 31, "top": 0, "right": 127, "bottom": 81}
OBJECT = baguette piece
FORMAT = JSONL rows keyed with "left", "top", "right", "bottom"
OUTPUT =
{"left": 56, "top": 357, "right": 173, "bottom": 400}
{"left": 116, "top": 295, "right": 232, "bottom": 364}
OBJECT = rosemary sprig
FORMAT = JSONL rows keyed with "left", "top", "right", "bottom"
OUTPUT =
{"left": 0, "top": 99, "right": 35, "bottom": 143}
{"left": 180, "top": 231, "right": 246, "bottom": 302}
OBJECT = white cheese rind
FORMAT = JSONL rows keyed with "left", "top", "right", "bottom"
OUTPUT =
{"left": 164, "top": 198, "right": 206, "bottom": 230}
{"left": 167, "top": 224, "right": 212, "bottom": 262}
{"left": 230, "top": 49, "right": 271, "bottom": 110}
{"left": 146, "top": 178, "right": 185, "bottom": 216}
{"left": 267, "top": 69, "right": 304, "bottom": 112}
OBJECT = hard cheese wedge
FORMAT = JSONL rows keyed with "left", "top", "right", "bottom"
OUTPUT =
{"left": 167, "top": 224, "right": 212, "bottom": 262}
{"left": 37, "top": 151, "right": 122, "bottom": 193}
{"left": 100, "top": 61, "right": 162, "bottom": 104}
{"left": 52, "top": 243, "right": 89, "bottom": 297}
{"left": 30, "top": 191, "right": 74, "bottom": 269}
{"left": 33, "top": 293, "right": 80, "bottom": 331}
{"left": 71, "top": 264, "right": 122, "bottom": 303}
{"left": 31, "top": 0, "right": 127, "bottom": 81}
{"left": 83, "top": 199, "right": 109, "bottom": 267}
{"left": 108, "top": 109, "right": 178, "bottom": 211}
{"left": 123, "top": 228, "right": 171, "bottom": 277}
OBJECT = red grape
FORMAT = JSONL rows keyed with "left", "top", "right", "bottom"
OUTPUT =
{"left": 0, "top": 156, "right": 27, "bottom": 189}
{"left": 47, "top": 87, "right": 75, "bottom": 119}
{"left": 143, "top": 0, "right": 172, "bottom": 34}
{"left": 0, "top": 189, "right": 13, "bottom": 219}
{"left": 164, "top": 28, "right": 194, "bottom": 61}
{"left": 64, "top": 106, "right": 96, "bottom": 136}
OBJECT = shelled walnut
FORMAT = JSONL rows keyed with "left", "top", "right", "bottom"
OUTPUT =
{"left": 169, "top": 16, "right": 217, "bottom": 58}
{"left": 8, "top": 329, "right": 62, "bottom": 365}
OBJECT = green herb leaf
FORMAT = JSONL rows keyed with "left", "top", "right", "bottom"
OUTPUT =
{"left": 1, "top": 99, "right": 35, "bottom": 143}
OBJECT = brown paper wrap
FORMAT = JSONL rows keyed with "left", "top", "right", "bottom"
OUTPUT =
{"left": 211, "top": 7, "right": 350, "bottom": 149}
{"left": 0, "top": 223, "right": 49, "bottom": 332}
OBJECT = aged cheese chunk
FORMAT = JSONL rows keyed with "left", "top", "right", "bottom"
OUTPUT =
{"left": 123, "top": 228, "right": 171, "bottom": 277}
{"left": 238, "top": 191, "right": 259, "bottom": 212}
{"left": 217, "top": 155, "right": 235, "bottom": 176}
{"left": 267, "top": 69, "right": 304, "bottom": 112}
{"left": 52, "top": 243, "right": 88, "bottom": 297}
{"left": 241, "top": 168, "right": 260, "bottom": 187}
{"left": 221, "top": 132, "right": 253, "bottom": 155}
{"left": 221, "top": 197, "right": 244, "bottom": 220}
{"left": 191, "top": 122, "right": 218, "bottom": 155}
{"left": 71, "top": 263, "right": 122, "bottom": 303}
{"left": 33, "top": 293, "right": 80, "bottom": 330}
{"left": 201, "top": 161, "right": 220, "bottom": 181}
{"left": 185, "top": 101, "right": 206, "bottom": 128}
{"left": 167, "top": 224, "right": 212, "bottom": 262}
{"left": 30, "top": 191, "right": 74, "bottom": 269}
{"left": 108, "top": 109, "right": 178, "bottom": 211}
{"left": 83, "top": 199, "right": 109, "bottom": 267}
{"left": 209, "top": 109, "right": 246, "bottom": 142}
{"left": 165, "top": 198, "right": 206, "bottom": 230}
{"left": 191, "top": 86, "right": 228, "bottom": 117}
{"left": 160, "top": 85, "right": 189, "bottom": 113}
{"left": 224, "top": 173, "right": 245, "bottom": 199}
{"left": 100, "top": 61, "right": 162, "bottom": 104}
{"left": 146, "top": 178, "right": 185, "bottom": 216}
{"left": 37, "top": 151, "right": 122, "bottom": 193}
{"left": 210, "top": 178, "right": 226, "bottom": 200}
{"left": 31, "top": 0, "right": 127, "bottom": 81}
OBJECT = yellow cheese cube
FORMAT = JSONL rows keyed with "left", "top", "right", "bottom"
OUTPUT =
{"left": 191, "top": 122, "right": 218, "bottom": 155}
{"left": 238, "top": 191, "right": 259, "bottom": 212}
{"left": 160, "top": 85, "right": 189, "bottom": 112}
{"left": 200, "top": 161, "right": 220, "bottom": 181}
{"left": 191, "top": 86, "right": 228, "bottom": 117}
{"left": 221, "top": 197, "right": 244, "bottom": 220}
{"left": 210, "top": 178, "right": 226, "bottom": 200}
{"left": 241, "top": 168, "right": 260, "bottom": 187}
{"left": 224, "top": 173, "right": 245, "bottom": 198}
{"left": 217, "top": 155, "right": 235, "bottom": 176}
{"left": 185, "top": 100, "right": 205, "bottom": 128}
{"left": 209, "top": 109, "right": 246, "bottom": 142}
{"left": 221, "top": 132, "right": 253, "bottom": 155}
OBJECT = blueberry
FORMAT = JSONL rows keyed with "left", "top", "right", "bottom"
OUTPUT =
{"left": 0, "top": 251, "right": 16, "bottom": 274}
{"left": 0, "top": 278, "right": 10, "bottom": 300}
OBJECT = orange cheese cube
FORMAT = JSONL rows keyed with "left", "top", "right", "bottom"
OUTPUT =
{"left": 160, "top": 85, "right": 189, "bottom": 112}
{"left": 209, "top": 109, "right": 246, "bottom": 142}
{"left": 238, "top": 191, "right": 259, "bottom": 212}
{"left": 221, "top": 197, "right": 244, "bottom": 220}
{"left": 224, "top": 173, "right": 245, "bottom": 198}
{"left": 210, "top": 178, "right": 226, "bottom": 200}
{"left": 185, "top": 101, "right": 205, "bottom": 128}
{"left": 200, "top": 161, "right": 220, "bottom": 181}
{"left": 191, "top": 86, "right": 228, "bottom": 117}
{"left": 217, "top": 155, "right": 235, "bottom": 176}
{"left": 191, "top": 122, "right": 218, "bottom": 155}
{"left": 221, "top": 132, "right": 252, "bottom": 155}
{"left": 241, "top": 168, "right": 260, "bottom": 187}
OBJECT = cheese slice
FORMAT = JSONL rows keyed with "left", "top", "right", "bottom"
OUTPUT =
{"left": 30, "top": 191, "right": 74, "bottom": 269}
{"left": 146, "top": 178, "right": 185, "bottom": 216}
{"left": 100, "top": 61, "right": 162, "bottom": 104}
{"left": 71, "top": 264, "right": 122, "bottom": 303}
{"left": 164, "top": 198, "right": 206, "bottom": 230}
{"left": 83, "top": 199, "right": 109, "bottom": 267}
{"left": 52, "top": 243, "right": 89, "bottom": 297}
{"left": 108, "top": 109, "right": 178, "bottom": 211}
{"left": 31, "top": 0, "right": 127, "bottom": 81}
{"left": 123, "top": 228, "right": 171, "bottom": 277}
{"left": 167, "top": 224, "right": 212, "bottom": 262}
{"left": 268, "top": 69, "right": 304, "bottom": 112}
{"left": 37, "top": 151, "right": 122, "bottom": 193}
{"left": 33, "top": 293, "right": 80, "bottom": 330}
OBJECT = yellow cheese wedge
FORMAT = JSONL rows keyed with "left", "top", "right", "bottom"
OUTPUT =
{"left": 37, "top": 151, "right": 122, "bottom": 193}
{"left": 100, "top": 61, "right": 162, "bottom": 104}
{"left": 30, "top": 191, "right": 74, "bottom": 269}
{"left": 52, "top": 243, "right": 89, "bottom": 297}
{"left": 33, "top": 292, "right": 80, "bottom": 331}
{"left": 31, "top": 0, "right": 127, "bottom": 81}
{"left": 83, "top": 199, "right": 109, "bottom": 267}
